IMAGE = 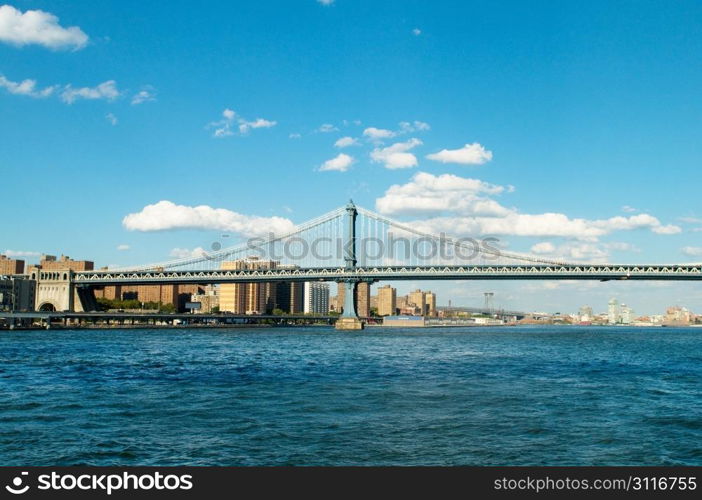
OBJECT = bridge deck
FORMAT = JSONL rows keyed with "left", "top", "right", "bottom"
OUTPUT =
{"left": 71, "top": 264, "right": 702, "bottom": 285}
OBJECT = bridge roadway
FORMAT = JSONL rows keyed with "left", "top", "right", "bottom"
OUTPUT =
{"left": 72, "top": 264, "right": 702, "bottom": 285}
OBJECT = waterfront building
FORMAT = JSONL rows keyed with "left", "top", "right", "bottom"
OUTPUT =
{"left": 190, "top": 285, "right": 219, "bottom": 313}
{"left": 369, "top": 294, "right": 378, "bottom": 311}
{"left": 579, "top": 305, "right": 594, "bottom": 323}
{"left": 0, "top": 255, "right": 25, "bottom": 275}
{"left": 396, "top": 295, "right": 408, "bottom": 310}
{"left": 219, "top": 257, "right": 278, "bottom": 314}
{"left": 275, "top": 281, "right": 304, "bottom": 314}
{"left": 665, "top": 306, "right": 692, "bottom": 325}
{"left": 377, "top": 285, "right": 396, "bottom": 316}
{"left": 607, "top": 298, "right": 620, "bottom": 324}
{"left": 304, "top": 282, "right": 329, "bottom": 314}
{"left": 408, "top": 289, "right": 426, "bottom": 315}
{"left": 425, "top": 291, "right": 437, "bottom": 317}
{"left": 0, "top": 276, "right": 36, "bottom": 311}
{"left": 34, "top": 254, "right": 94, "bottom": 272}
{"left": 620, "top": 304, "right": 634, "bottom": 325}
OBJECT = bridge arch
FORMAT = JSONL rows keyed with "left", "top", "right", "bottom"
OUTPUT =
{"left": 38, "top": 302, "right": 58, "bottom": 312}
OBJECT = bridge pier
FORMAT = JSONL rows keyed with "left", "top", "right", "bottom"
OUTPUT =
{"left": 335, "top": 200, "right": 364, "bottom": 331}
{"left": 335, "top": 279, "right": 364, "bottom": 330}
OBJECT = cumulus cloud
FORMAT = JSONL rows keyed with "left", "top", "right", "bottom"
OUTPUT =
{"left": 170, "top": 247, "right": 207, "bottom": 259}
{"left": 289, "top": 133, "right": 302, "bottom": 139}
{"left": 122, "top": 201, "right": 295, "bottom": 237}
{"left": 116, "top": 244, "right": 130, "bottom": 251}
{"left": 131, "top": 87, "right": 156, "bottom": 105}
{"left": 61, "top": 80, "right": 120, "bottom": 104}
{"left": 531, "top": 242, "right": 556, "bottom": 255}
{"left": 529, "top": 241, "right": 639, "bottom": 263}
{"left": 370, "top": 138, "right": 422, "bottom": 169}
{"left": 2, "top": 249, "right": 40, "bottom": 257}
{"left": 105, "top": 113, "right": 118, "bottom": 125}
{"left": 239, "top": 118, "right": 277, "bottom": 134}
{"left": 317, "top": 0, "right": 335, "bottom": 5}
{"left": 318, "top": 123, "right": 338, "bottom": 133}
{"left": 399, "top": 120, "right": 430, "bottom": 132}
{"left": 0, "top": 74, "right": 56, "bottom": 97}
{"left": 0, "top": 5, "right": 88, "bottom": 50}
{"left": 363, "top": 121, "right": 430, "bottom": 142}
{"left": 319, "top": 153, "right": 354, "bottom": 172}
{"left": 334, "top": 136, "right": 359, "bottom": 148}
{"left": 652, "top": 225, "right": 682, "bottom": 235}
{"left": 678, "top": 216, "right": 702, "bottom": 224}
{"left": 412, "top": 28, "right": 422, "bottom": 36}
{"left": 375, "top": 172, "right": 682, "bottom": 240}
{"left": 681, "top": 246, "right": 702, "bottom": 257}
{"left": 208, "top": 108, "right": 276, "bottom": 137}
{"left": 376, "top": 172, "right": 509, "bottom": 216}
{"left": 363, "top": 127, "right": 396, "bottom": 141}
{"left": 426, "top": 142, "right": 493, "bottom": 165}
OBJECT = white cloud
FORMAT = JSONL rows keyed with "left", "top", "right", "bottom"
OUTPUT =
{"left": 0, "top": 5, "right": 88, "bottom": 50}
{"left": 208, "top": 108, "right": 276, "bottom": 137}
{"left": 317, "top": 0, "right": 335, "bottom": 5}
{"left": 412, "top": 28, "right": 422, "bottom": 36}
{"left": 122, "top": 201, "right": 295, "bottom": 237}
{"left": 622, "top": 205, "right": 637, "bottom": 213}
{"left": 319, "top": 153, "right": 354, "bottom": 172}
{"left": 289, "top": 133, "right": 302, "bottom": 139}
{"left": 681, "top": 246, "right": 702, "bottom": 257}
{"left": 239, "top": 118, "right": 277, "bottom": 134}
{"left": 131, "top": 87, "right": 156, "bottom": 105}
{"left": 399, "top": 120, "right": 430, "bottom": 132}
{"left": 2, "top": 249, "right": 40, "bottom": 258}
{"left": 318, "top": 123, "right": 338, "bottom": 133}
{"left": 0, "top": 74, "right": 56, "bottom": 97}
{"left": 376, "top": 172, "right": 682, "bottom": 240}
{"left": 363, "top": 127, "right": 396, "bottom": 140}
{"left": 61, "top": 80, "right": 120, "bottom": 104}
{"left": 105, "top": 113, "right": 118, "bottom": 125}
{"left": 530, "top": 241, "right": 612, "bottom": 263}
{"left": 370, "top": 138, "right": 423, "bottom": 169}
{"left": 426, "top": 142, "right": 493, "bottom": 165}
{"left": 376, "top": 172, "right": 508, "bottom": 215}
{"left": 411, "top": 212, "right": 681, "bottom": 241}
{"left": 116, "top": 244, "right": 130, "bottom": 251}
{"left": 531, "top": 242, "right": 556, "bottom": 254}
{"left": 652, "top": 225, "right": 682, "bottom": 235}
{"left": 334, "top": 136, "right": 359, "bottom": 148}
{"left": 170, "top": 247, "right": 207, "bottom": 259}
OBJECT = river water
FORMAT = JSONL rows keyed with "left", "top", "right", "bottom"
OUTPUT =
{"left": 1, "top": 326, "right": 700, "bottom": 465}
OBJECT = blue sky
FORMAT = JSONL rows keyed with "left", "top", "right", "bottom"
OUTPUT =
{"left": 2, "top": 0, "right": 702, "bottom": 314}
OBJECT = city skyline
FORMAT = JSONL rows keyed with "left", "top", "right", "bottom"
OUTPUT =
{"left": 3, "top": 1, "right": 702, "bottom": 314}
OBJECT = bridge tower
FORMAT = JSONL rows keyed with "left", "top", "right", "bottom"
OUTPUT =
{"left": 32, "top": 270, "right": 97, "bottom": 312}
{"left": 335, "top": 199, "right": 364, "bottom": 330}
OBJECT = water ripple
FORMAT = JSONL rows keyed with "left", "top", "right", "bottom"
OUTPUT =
{"left": 1, "top": 326, "right": 701, "bottom": 465}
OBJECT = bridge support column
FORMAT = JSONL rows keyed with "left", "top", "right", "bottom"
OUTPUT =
{"left": 335, "top": 200, "right": 364, "bottom": 331}
{"left": 336, "top": 280, "right": 363, "bottom": 330}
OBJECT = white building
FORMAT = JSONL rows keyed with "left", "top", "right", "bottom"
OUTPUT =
{"left": 304, "top": 282, "right": 329, "bottom": 314}
{"left": 607, "top": 298, "right": 620, "bottom": 324}
{"left": 620, "top": 304, "right": 634, "bottom": 324}
{"left": 579, "top": 305, "right": 593, "bottom": 323}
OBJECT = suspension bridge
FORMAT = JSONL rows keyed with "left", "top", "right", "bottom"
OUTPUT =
{"left": 29, "top": 201, "right": 702, "bottom": 329}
